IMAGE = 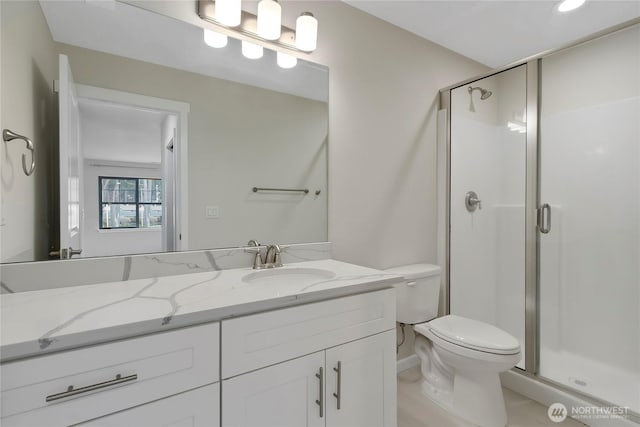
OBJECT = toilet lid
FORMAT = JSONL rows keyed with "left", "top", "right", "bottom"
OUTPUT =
{"left": 427, "top": 315, "right": 521, "bottom": 354}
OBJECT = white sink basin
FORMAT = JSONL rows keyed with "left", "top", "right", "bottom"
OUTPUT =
{"left": 242, "top": 267, "right": 336, "bottom": 287}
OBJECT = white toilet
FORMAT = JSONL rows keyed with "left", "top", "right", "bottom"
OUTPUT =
{"left": 386, "top": 264, "right": 521, "bottom": 427}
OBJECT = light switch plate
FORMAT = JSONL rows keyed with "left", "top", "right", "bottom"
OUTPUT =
{"left": 205, "top": 206, "right": 219, "bottom": 219}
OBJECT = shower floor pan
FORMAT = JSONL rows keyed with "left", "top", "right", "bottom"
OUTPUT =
{"left": 539, "top": 348, "right": 640, "bottom": 414}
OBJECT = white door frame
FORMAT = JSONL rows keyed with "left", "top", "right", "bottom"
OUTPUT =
{"left": 75, "top": 84, "right": 190, "bottom": 251}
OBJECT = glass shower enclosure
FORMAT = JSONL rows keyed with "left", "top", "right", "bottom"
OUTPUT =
{"left": 442, "top": 23, "right": 640, "bottom": 419}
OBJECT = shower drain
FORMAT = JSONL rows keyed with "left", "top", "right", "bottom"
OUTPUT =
{"left": 569, "top": 377, "right": 588, "bottom": 387}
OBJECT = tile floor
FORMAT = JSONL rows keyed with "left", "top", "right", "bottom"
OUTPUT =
{"left": 398, "top": 366, "right": 586, "bottom": 427}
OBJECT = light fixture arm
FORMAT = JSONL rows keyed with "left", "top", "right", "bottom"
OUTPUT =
{"left": 197, "top": 0, "right": 311, "bottom": 53}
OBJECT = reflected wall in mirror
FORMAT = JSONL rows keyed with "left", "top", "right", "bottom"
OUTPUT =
{"left": 0, "top": 0, "right": 329, "bottom": 264}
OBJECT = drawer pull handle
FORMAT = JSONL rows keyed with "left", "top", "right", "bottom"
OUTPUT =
{"left": 315, "top": 367, "right": 324, "bottom": 418}
{"left": 332, "top": 361, "right": 342, "bottom": 410}
{"left": 45, "top": 374, "right": 138, "bottom": 402}
{"left": 407, "top": 281, "right": 417, "bottom": 287}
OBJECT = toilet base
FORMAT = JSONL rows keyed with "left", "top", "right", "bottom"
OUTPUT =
{"left": 420, "top": 371, "right": 508, "bottom": 427}
{"left": 452, "top": 371, "right": 508, "bottom": 427}
{"left": 421, "top": 377, "right": 453, "bottom": 412}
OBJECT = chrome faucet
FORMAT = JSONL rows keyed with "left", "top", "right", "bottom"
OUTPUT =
{"left": 246, "top": 241, "right": 283, "bottom": 269}
{"left": 264, "top": 244, "right": 283, "bottom": 268}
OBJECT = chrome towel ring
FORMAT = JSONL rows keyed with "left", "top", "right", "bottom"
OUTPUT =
{"left": 3, "top": 129, "right": 35, "bottom": 176}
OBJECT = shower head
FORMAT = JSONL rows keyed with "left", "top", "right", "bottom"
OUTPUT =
{"left": 468, "top": 86, "right": 492, "bottom": 111}
{"left": 468, "top": 86, "right": 492, "bottom": 99}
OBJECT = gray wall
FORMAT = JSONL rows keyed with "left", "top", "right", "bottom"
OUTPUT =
{"left": 0, "top": 1, "right": 58, "bottom": 262}
{"left": 308, "top": 1, "right": 488, "bottom": 270}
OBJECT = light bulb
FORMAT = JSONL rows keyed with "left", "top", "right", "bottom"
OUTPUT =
{"left": 216, "top": 0, "right": 241, "bottom": 27}
{"left": 277, "top": 52, "right": 297, "bottom": 69}
{"left": 203, "top": 29, "right": 228, "bottom": 48}
{"left": 257, "top": 0, "right": 282, "bottom": 40}
{"left": 242, "top": 41, "right": 263, "bottom": 59}
{"left": 296, "top": 12, "right": 318, "bottom": 52}
{"left": 557, "top": 0, "right": 585, "bottom": 12}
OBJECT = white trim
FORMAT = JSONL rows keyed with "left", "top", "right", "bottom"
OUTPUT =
{"left": 501, "top": 370, "right": 639, "bottom": 427}
{"left": 75, "top": 84, "right": 190, "bottom": 251}
{"left": 396, "top": 354, "right": 420, "bottom": 373}
{"left": 75, "top": 85, "right": 190, "bottom": 115}
{"left": 86, "top": 159, "right": 161, "bottom": 170}
{"left": 436, "top": 108, "right": 448, "bottom": 316}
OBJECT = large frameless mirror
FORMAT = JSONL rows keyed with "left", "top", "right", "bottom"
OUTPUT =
{"left": 0, "top": 0, "right": 329, "bottom": 263}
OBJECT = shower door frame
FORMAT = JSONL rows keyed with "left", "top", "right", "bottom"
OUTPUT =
{"left": 438, "top": 16, "right": 640, "bottom": 418}
{"left": 439, "top": 60, "right": 539, "bottom": 374}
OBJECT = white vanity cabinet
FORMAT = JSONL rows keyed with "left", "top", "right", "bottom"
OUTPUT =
{"left": 77, "top": 383, "right": 220, "bottom": 427}
{"left": 325, "top": 331, "right": 396, "bottom": 427}
{"left": 221, "top": 289, "right": 397, "bottom": 427}
{"left": 0, "top": 323, "right": 220, "bottom": 427}
{"left": 223, "top": 351, "right": 326, "bottom": 427}
{"left": 223, "top": 330, "right": 396, "bottom": 427}
{"left": 1, "top": 287, "right": 397, "bottom": 427}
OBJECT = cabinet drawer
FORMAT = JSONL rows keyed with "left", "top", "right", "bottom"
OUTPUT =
{"left": 78, "top": 383, "right": 219, "bottom": 427}
{"left": 1, "top": 322, "right": 219, "bottom": 426}
{"left": 221, "top": 289, "right": 395, "bottom": 378}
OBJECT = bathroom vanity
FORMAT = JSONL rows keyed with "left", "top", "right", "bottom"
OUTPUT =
{"left": 0, "top": 260, "right": 400, "bottom": 427}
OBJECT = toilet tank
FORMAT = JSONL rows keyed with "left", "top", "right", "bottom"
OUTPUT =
{"left": 384, "top": 264, "right": 441, "bottom": 325}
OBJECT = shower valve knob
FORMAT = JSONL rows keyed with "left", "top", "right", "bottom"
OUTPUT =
{"left": 465, "top": 191, "right": 482, "bottom": 212}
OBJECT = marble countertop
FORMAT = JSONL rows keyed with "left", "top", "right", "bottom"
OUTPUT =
{"left": 0, "top": 259, "right": 401, "bottom": 362}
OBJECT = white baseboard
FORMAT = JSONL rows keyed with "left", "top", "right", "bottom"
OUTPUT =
{"left": 397, "top": 354, "right": 420, "bottom": 373}
{"left": 501, "top": 370, "right": 639, "bottom": 427}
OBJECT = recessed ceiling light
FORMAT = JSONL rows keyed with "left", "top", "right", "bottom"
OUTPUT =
{"left": 557, "top": 0, "right": 586, "bottom": 12}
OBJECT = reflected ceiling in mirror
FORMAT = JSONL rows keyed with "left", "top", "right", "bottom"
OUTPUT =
{"left": 40, "top": 0, "right": 328, "bottom": 103}
{"left": 0, "top": 0, "right": 329, "bottom": 264}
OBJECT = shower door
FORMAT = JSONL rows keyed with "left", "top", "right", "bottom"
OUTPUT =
{"left": 538, "top": 24, "right": 640, "bottom": 413}
{"left": 446, "top": 23, "right": 640, "bottom": 416}
{"left": 449, "top": 65, "right": 528, "bottom": 369}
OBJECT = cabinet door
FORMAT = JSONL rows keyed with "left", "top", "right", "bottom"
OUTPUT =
{"left": 76, "top": 384, "right": 219, "bottom": 427}
{"left": 222, "top": 352, "right": 325, "bottom": 427}
{"left": 325, "top": 330, "right": 397, "bottom": 427}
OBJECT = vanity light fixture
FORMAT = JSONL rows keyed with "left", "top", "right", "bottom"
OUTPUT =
{"left": 215, "top": 0, "right": 241, "bottom": 26}
{"left": 295, "top": 13, "right": 318, "bottom": 52}
{"left": 197, "top": 0, "right": 318, "bottom": 53}
{"left": 241, "top": 40, "right": 264, "bottom": 59}
{"left": 203, "top": 28, "right": 228, "bottom": 48}
{"left": 276, "top": 51, "right": 297, "bottom": 69}
{"left": 257, "top": 0, "right": 282, "bottom": 41}
{"left": 557, "top": 0, "right": 586, "bottom": 12}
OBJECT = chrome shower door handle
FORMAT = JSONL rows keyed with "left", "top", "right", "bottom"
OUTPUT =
{"left": 539, "top": 203, "right": 551, "bottom": 234}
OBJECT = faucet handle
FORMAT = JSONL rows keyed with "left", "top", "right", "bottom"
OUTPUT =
{"left": 247, "top": 239, "right": 265, "bottom": 269}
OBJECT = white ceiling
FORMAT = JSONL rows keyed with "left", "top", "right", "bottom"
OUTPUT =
{"left": 39, "top": 0, "right": 329, "bottom": 102}
{"left": 344, "top": 1, "right": 640, "bottom": 68}
{"left": 79, "top": 99, "right": 165, "bottom": 163}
